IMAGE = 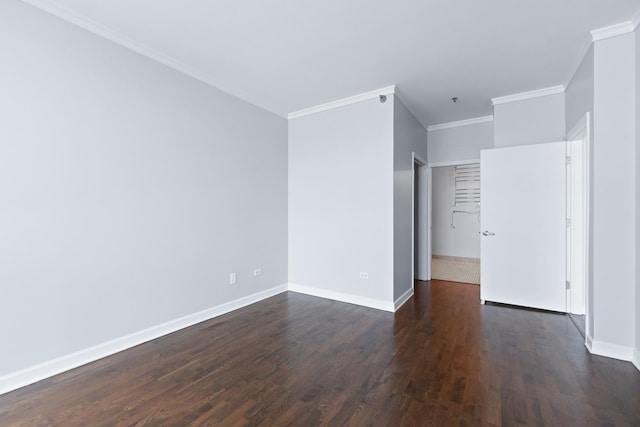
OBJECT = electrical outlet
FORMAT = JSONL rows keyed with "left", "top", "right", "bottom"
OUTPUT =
{"left": 360, "top": 272, "right": 369, "bottom": 279}
{"left": 229, "top": 273, "right": 237, "bottom": 285}
{"left": 254, "top": 268, "right": 262, "bottom": 276}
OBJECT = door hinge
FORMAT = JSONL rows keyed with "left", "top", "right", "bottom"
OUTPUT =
{"left": 566, "top": 156, "right": 572, "bottom": 165}
{"left": 566, "top": 218, "right": 571, "bottom": 227}
{"left": 566, "top": 280, "right": 571, "bottom": 290}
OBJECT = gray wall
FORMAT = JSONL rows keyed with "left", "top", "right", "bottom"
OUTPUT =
{"left": 288, "top": 98, "right": 395, "bottom": 307}
{"left": 494, "top": 93, "right": 566, "bottom": 147}
{"left": 0, "top": 1, "right": 288, "bottom": 377}
{"left": 427, "top": 122, "right": 494, "bottom": 164}
{"left": 432, "top": 166, "right": 480, "bottom": 259}
{"left": 636, "top": 27, "right": 640, "bottom": 361}
{"left": 565, "top": 46, "right": 595, "bottom": 336}
{"left": 566, "top": 47, "right": 595, "bottom": 135}
{"left": 393, "top": 97, "right": 428, "bottom": 301}
{"left": 592, "top": 32, "right": 636, "bottom": 350}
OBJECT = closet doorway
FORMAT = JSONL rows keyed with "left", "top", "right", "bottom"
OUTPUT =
{"left": 428, "top": 160, "right": 481, "bottom": 285}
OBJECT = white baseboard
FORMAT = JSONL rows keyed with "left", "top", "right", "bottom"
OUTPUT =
{"left": 585, "top": 334, "right": 594, "bottom": 352}
{"left": 586, "top": 336, "right": 634, "bottom": 361}
{"left": 633, "top": 348, "right": 640, "bottom": 372}
{"left": 0, "top": 284, "right": 287, "bottom": 396}
{"left": 394, "top": 288, "right": 414, "bottom": 311}
{"left": 287, "top": 283, "right": 395, "bottom": 312}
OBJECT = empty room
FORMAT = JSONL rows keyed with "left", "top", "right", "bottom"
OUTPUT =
{"left": 2, "top": 0, "right": 640, "bottom": 425}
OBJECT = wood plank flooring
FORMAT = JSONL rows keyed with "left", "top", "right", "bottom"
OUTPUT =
{"left": 1, "top": 280, "right": 639, "bottom": 426}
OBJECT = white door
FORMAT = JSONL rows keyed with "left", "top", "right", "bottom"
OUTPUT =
{"left": 566, "top": 138, "right": 586, "bottom": 315}
{"left": 480, "top": 142, "right": 566, "bottom": 312}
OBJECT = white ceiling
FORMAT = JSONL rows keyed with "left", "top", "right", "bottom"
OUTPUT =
{"left": 25, "top": 0, "right": 640, "bottom": 127}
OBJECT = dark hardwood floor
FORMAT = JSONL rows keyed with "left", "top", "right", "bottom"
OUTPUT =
{"left": 1, "top": 280, "right": 639, "bottom": 426}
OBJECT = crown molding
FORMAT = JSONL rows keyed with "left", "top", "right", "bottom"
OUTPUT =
{"left": 591, "top": 21, "right": 635, "bottom": 42}
{"left": 427, "top": 115, "right": 493, "bottom": 132}
{"left": 565, "top": 36, "right": 594, "bottom": 88}
{"left": 491, "top": 85, "right": 565, "bottom": 106}
{"left": 393, "top": 88, "right": 429, "bottom": 132}
{"left": 20, "top": 0, "right": 283, "bottom": 117}
{"left": 287, "top": 86, "right": 396, "bottom": 120}
{"left": 633, "top": 8, "right": 640, "bottom": 30}
{"left": 565, "top": 7, "right": 640, "bottom": 86}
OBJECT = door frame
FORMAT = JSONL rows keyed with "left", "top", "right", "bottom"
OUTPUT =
{"left": 566, "top": 112, "right": 591, "bottom": 340}
{"left": 412, "top": 153, "right": 429, "bottom": 284}
{"left": 426, "top": 159, "right": 481, "bottom": 281}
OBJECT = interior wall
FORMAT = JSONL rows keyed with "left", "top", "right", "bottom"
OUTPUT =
{"left": 427, "top": 121, "right": 494, "bottom": 164}
{"left": 565, "top": 46, "right": 595, "bottom": 336}
{"left": 592, "top": 32, "right": 636, "bottom": 353}
{"left": 566, "top": 47, "right": 595, "bottom": 134}
{"left": 494, "top": 93, "right": 566, "bottom": 147}
{"left": 0, "top": 1, "right": 288, "bottom": 377}
{"left": 431, "top": 167, "right": 480, "bottom": 259}
{"left": 288, "top": 97, "right": 394, "bottom": 308}
{"left": 635, "top": 26, "right": 640, "bottom": 364}
{"left": 393, "top": 96, "right": 428, "bottom": 302}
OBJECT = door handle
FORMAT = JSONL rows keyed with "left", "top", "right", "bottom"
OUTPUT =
{"left": 482, "top": 230, "right": 495, "bottom": 236}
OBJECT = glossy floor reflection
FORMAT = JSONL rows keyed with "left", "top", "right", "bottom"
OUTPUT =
{"left": 0, "top": 280, "right": 638, "bottom": 426}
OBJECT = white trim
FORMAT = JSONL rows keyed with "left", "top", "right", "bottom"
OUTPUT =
{"left": 633, "top": 8, "right": 640, "bottom": 30}
{"left": 19, "top": 0, "right": 281, "bottom": 117}
{"left": 413, "top": 153, "right": 427, "bottom": 167}
{"left": 427, "top": 115, "right": 493, "bottom": 132}
{"left": 583, "top": 336, "right": 638, "bottom": 372}
{"left": 394, "top": 288, "right": 414, "bottom": 311}
{"left": 587, "top": 339, "right": 634, "bottom": 361}
{"left": 491, "top": 85, "right": 565, "bottom": 106}
{"left": 586, "top": 334, "right": 594, "bottom": 352}
{"left": 426, "top": 166, "right": 432, "bottom": 280}
{"left": 428, "top": 159, "right": 480, "bottom": 168}
{"left": 0, "top": 284, "right": 287, "bottom": 396}
{"left": 591, "top": 21, "right": 635, "bottom": 42}
{"left": 287, "top": 283, "right": 395, "bottom": 312}
{"left": 412, "top": 153, "right": 429, "bottom": 282}
{"left": 565, "top": 36, "right": 594, "bottom": 89}
{"left": 394, "top": 91, "right": 428, "bottom": 134}
{"left": 567, "top": 112, "right": 590, "bottom": 141}
{"left": 287, "top": 86, "right": 396, "bottom": 119}
{"left": 566, "top": 112, "right": 591, "bottom": 341}
{"left": 566, "top": 9, "right": 640, "bottom": 86}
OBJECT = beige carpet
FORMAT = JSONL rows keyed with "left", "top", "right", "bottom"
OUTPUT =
{"left": 432, "top": 255, "right": 480, "bottom": 285}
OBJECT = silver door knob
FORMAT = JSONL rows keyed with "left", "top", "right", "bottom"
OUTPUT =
{"left": 482, "top": 230, "right": 495, "bottom": 236}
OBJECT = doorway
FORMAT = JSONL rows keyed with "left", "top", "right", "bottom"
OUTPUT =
{"left": 566, "top": 113, "right": 591, "bottom": 339}
{"left": 427, "top": 160, "right": 481, "bottom": 285}
{"left": 413, "top": 154, "right": 428, "bottom": 283}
